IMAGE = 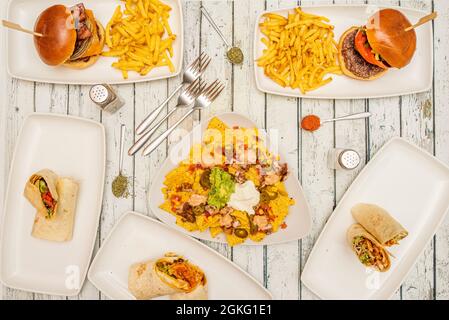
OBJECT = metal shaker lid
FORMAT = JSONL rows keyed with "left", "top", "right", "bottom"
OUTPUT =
{"left": 89, "top": 85, "right": 110, "bottom": 104}
{"left": 338, "top": 149, "right": 360, "bottom": 170}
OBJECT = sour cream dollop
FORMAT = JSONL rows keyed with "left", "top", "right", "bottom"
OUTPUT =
{"left": 228, "top": 180, "right": 260, "bottom": 215}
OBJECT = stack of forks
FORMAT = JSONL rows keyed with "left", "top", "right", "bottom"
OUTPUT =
{"left": 128, "top": 52, "right": 224, "bottom": 157}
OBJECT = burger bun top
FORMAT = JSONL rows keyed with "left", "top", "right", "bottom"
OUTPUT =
{"left": 34, "top": 5, "right": 76, "bottom": 66}
{"left": 366, "top": 8, "right": 417, "bottom": 69}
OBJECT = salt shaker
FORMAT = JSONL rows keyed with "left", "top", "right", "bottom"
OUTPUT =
{"left": 89, "top": 84, "right": 125, "bottom": 114}
{"left": 328, "top": 148, "right": 361, "bottom": 170}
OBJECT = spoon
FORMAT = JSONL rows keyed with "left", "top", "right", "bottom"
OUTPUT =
{"left": 111, "top": 124, "right": 128, "bottom": 198}
{"left": 301, "top": 112, "right": 372, "bottom": 132}
{"left": 201, "top": 6, "right": 244, "bottom": 64}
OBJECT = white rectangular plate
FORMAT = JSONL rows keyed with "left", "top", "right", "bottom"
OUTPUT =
{"left": 301, "top": 138, "right": 449, "bottom": 299}
{"left": 88, "top": 211, "right": 272, "bottom": 300}
{"left": 6, "top": 0, "right": 183, "bottom": 85}
{"left": 148, "top": 112, "right": 312, "bottom": 245}
{"left": 254, "top": 5, "right": 433, "bottom": 99}
{"left": 0, "top": 113, "right": 106, "bottom": 296}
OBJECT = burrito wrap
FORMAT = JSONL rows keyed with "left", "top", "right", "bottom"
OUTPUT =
{"left": 347, "top": 223, "right": 391, "bottom": 272}
{"left": 32, "top": 177, "right": 79, "bottom": 242}
{"left": 128, "top": 260, "right": 182, "bottom": 299}
{"left": 24, "top": 169, "right": 59, "bottom": 216}
{"left": 351, "top": 203, "right": 408, "bottom": 246}
{"left": 129, "top": 253, "right": 208, "bottom": 300}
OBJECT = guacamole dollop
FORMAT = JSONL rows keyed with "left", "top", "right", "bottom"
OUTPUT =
{"left": 207, "top": 168, "right": 235, "bottom": 209}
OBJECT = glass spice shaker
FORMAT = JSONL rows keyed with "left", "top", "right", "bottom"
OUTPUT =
{"left": 89, "top": 84, "right": 125, "bottom": 114}
{"left": 328, "top": 148, "right": 361, "bottom": 170}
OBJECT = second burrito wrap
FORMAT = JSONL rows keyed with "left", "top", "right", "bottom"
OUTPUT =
{"left": 32, "top": 177, "right": 79, "bottom": 242}
{"left": 351, "top": 203, "right": 408, "bottom": 246}
{"left": 347, "top": 223, "right": 391, "bottom": 272}
{"left": 128, "top": 253, "right": 207, "bottom": 300}
{"left": 24, "top": 169, "right": 59, "bottom": 218}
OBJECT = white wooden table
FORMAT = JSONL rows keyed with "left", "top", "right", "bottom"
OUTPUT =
{"left": 1, "top": 0, "right": 448, "bottom": 300}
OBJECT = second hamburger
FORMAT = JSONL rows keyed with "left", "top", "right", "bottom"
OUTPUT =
{"left": 338, "top": 9, "right": 417, "bottom": 81}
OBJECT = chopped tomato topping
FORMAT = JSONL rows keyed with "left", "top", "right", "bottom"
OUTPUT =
{"left": 42, "top": 192, "right": 55, "bottom": 210}
{"left": 170, "top": 263, "right": 200, "bottom": 288}
{"left": 170, "top": 195, "right": 181, "bottom": 204}
{"left": 354, "top": 30, "right": 388, "bottom": 69}
{"left": 188, "top": 164, "right": 202, "bottom": 172}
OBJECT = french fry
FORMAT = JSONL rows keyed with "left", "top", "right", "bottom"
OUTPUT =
{"left": 257, "top": 7, "right": 341, "bottom": 94}
{"left": 102, "top": 0, "right": 176, "bottom": 79}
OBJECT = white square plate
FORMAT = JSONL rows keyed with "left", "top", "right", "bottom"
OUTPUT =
{"left": 6, "top": 0, "right": 183, "bottom": 85}
{"left": 87, "top": 211, "right": 272, "bottom": 300}
{"left": 301, "top": 138, "right": 449, "bottom": 299}
{"left": 0, "top": 113, "right": 106, "bottom": 296}
{"left": 254, "top": 5, "right": 433, "bottom": 99}
{"left": 147, "top": 112, "right": 312, "bottom": 245}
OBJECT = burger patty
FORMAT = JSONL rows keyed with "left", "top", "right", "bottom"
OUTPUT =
{"left": 341, "top": 29, "right": 384, "bottom": 79}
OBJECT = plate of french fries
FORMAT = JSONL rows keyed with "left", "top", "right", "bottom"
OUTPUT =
{"left": 253, "top": 5, "right": 433, "bottom": 99}
{"left": 6, "top": 0, "right": 183, "bottom": 85}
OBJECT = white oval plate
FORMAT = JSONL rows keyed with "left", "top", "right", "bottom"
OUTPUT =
{"left": 0, "top": 113, "right": 105, "bottom": 296}
{"left": 87, "top": 211, "right": 272, "bottom": 300}
{"left": 6, "top": 0, "right": 183, "bottom": 85}
{"left": 301, "top": 138, "right": 449, "bottom": 300}
{"left": 254, "top": 5, "right": 433, "bottom": 99}
{"left": 147, "top": 112, "right": 312, "bottom": 245}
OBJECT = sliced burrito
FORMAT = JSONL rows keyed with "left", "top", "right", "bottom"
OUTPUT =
{"left": 351, "top": 203, "right": 408, "bottom": 246}
{"left": 31, "top": 177, "right": 79, "bottom": 242}
{"left": 24, "top": 169, "right": 59, "bottom": 218}
{"left": 129, "top": 253, "right": 207, "bottom": 300}
{"left": 347, "top": 223, "right": 391, "bottom": 272}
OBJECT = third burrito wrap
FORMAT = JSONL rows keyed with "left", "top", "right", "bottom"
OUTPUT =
{"left": 24, "top": 169, "right": 59, "bottom": 218}
{"left": 347, "top": 223, "right": 391, "bottom": 272}
{"left": 351, "top": 203, "right": 408, "bottom": 246}
{"left": 128, "top": 253, "right": 207, "bottom": 300}
{"left": 32, "top": 177, "right": 79, "bottom": 242}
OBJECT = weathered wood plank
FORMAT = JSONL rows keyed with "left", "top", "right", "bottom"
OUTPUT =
{"left": 163, "top": 0, "right": 201, "bottom": 198}
{"left": 366, "top": 0, "right": 402, "bottom": 300}
{"left": 333, "top": 0, "right": 367, "bottom": 203}
{"left": 434, "top": 0, "right": 449, "bottom": 300}
{"left": 231, "top": 0, "right": 266, "bottom": 286}
{"left": 67, "top": 84, "right": 102, "bottom": 300}
{"left": 134, "top": 80, "right": 169, "bottom": 218}
{"left": 99, "top": 84, "right": 135, "bottom": 299}
{"left": 199, "top": 0, "right": 234, "bottom": 260}
{"left": 263, "top": 0, "right": 300, "bottom": 300}
{"left": 299, "top": 0, "right": 336, "bottom": 301}
{"left": 399, "top": 0, "right": 435, "bottom": 301}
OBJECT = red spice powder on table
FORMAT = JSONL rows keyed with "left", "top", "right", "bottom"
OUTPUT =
{"left": 301, "top": 115, "right": 321, "bottom": 132}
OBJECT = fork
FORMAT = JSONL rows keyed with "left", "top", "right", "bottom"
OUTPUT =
{"left": 141, "top": 79, "right": 225, "bottom": 156}
{"left": 128, "top": 78, "right": 206, "bottom": 156}
{"left": 135, "top": 52, "right": 211, "bottom": 135}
